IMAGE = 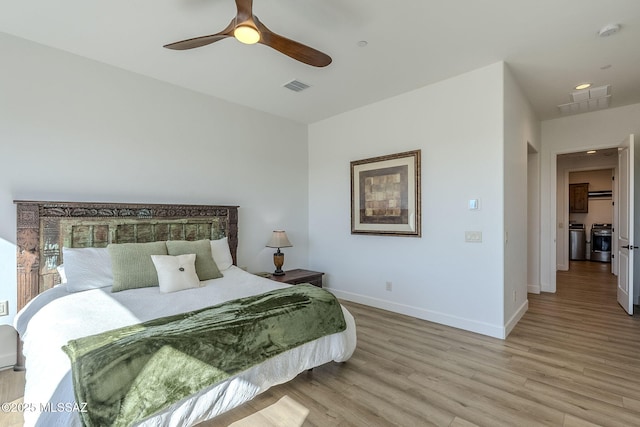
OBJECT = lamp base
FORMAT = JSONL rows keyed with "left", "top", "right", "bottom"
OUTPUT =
{"left": 273, "top": 250, "right": 285, "bottom": 276}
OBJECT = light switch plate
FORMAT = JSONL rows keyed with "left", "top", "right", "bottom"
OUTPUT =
{"left": 465, "top": 231, "right": 482, "bottom": 243}
{"left": 0, "top": 300, "right": 8, "bottom": 316}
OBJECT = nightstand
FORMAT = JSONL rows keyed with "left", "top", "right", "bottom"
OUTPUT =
{"left": 268, "top": 269, "right": 324, "bottom": 288}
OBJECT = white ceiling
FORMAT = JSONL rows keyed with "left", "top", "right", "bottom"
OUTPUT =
{"left": 1, "top": 0, "right": 639, "bottom": 124}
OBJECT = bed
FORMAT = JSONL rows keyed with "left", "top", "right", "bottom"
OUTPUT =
{"left": 13, "top": 201, "right": 356, "bottom": 427}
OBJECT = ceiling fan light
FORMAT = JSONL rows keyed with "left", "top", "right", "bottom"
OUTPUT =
{"left": 234, "top": 25, "right": 260, "bottom": 44}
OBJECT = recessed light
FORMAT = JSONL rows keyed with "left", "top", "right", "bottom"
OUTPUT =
{"left": 575, "top": 83, "right": 592, "bottom": 90}
{"left": 587, "top": 150, "right": 597, "bottom": 154}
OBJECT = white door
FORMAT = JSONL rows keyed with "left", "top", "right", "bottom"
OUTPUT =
{"left": 617, "top": 134, "right": 635, "bottom": 315}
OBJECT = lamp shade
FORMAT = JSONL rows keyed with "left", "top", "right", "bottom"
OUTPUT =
{"left": 266, "top": 231, "right": 292, "bottom": 249}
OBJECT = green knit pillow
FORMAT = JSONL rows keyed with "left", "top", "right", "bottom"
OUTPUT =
{"left": 165, "top": 239, "right": 223, "bottom": 281}
{"left": 108, "top": 241, "right": 168, "bottom": 292}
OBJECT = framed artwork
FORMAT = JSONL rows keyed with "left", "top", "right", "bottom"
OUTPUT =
{"left": 350, "top": 150, "right": 421, "bottom": 237}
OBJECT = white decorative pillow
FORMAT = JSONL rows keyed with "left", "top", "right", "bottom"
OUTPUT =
{"left": 210, "top": 237, "right": 233, "bottom": 270}
{"left": 151, "top": 254, "right": 201, "bottom": 293}
{"left": 62, "top": 247, "right": 113, "bottom": 293}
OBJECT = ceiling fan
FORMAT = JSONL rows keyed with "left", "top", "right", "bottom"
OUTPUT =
{"left": 164, "top": 0, "right": 332, "bottom": 67}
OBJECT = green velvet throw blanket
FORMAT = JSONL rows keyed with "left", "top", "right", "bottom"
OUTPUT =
{"left": 62, "top": 284, "right": 347, "bottom": 427}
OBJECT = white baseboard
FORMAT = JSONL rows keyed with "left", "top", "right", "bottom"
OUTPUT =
{"left": 505, "top": 299, "right": 528, "bottom": 337}
{"left": 528, "top": 284, "right": 541, "bottom": 294}
{"left": 328, "top": 288, "right": 507, "bottom": 339}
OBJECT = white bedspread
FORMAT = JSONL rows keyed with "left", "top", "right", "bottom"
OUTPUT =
{"left": 14, "top": 267, "right": 356, "bottom": 427}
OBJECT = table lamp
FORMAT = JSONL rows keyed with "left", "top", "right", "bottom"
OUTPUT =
{"left": 266, "top": 230, "right": 292, "bottom": 276}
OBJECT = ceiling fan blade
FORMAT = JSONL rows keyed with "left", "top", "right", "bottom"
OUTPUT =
{"left": 255, "top": 18, "right": 332, "bottom": 67}
{"left": 164, "top": 20, "right": 235, "bottom": 50}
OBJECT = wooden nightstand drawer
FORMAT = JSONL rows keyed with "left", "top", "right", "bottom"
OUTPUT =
{"left": 268, "top": 269, "right": 324, "bottom": 288}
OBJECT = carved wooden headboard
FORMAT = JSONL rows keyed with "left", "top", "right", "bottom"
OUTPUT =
{"left": 15, "top": 201, "right": 239, "bottom": 310}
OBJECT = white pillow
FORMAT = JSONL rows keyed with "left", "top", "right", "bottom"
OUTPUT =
{"left": 151, "top": 254, "right": 201, "bottom": 293}
{"left": 210, "top": 237, "right": 233, "bottom": 270}
{"left": 62, "top": 247, "right": 113, "bottom": 293}
{"left": 56, "top": 264, "right": 67, "bottom": 284}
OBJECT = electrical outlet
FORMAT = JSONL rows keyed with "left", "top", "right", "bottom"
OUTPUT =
{"left": 385, "top": 281, "right": 393, "bottom": 291}
{"left": 0, "top": 300, "right": 8, "bottom": 316}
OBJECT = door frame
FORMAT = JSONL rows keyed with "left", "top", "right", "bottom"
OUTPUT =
{"left": 546, "top": 145, "right": 619, "bottom": 293}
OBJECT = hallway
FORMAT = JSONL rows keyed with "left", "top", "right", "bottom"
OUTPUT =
{"left": 528, "top": 260, "right": 637, "bottom": 332}
{"left": 557, "top": 261, "right": 617, "bottom": 306}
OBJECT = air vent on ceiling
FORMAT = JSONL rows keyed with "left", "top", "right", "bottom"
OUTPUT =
{"left": 283, "top": 79, "right": 311, "bottom": 92}
{"left": 558, "top": 84, "right": 611, "bottom": 115}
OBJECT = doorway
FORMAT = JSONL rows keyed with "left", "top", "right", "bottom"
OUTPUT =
{"left": 556, "top": 149, "right": 618, "bottom": 272}
{"left": 567, "top": 169, "right": 614, "bottom": 266}
{"left": 556, "top": 148, "right": 618, "bottom": 303}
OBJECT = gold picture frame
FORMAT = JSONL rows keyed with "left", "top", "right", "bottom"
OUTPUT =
{"left": 350, "top": 150, "right": 421, "bottom": 237}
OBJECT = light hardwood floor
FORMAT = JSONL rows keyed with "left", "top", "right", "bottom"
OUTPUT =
{"left": 2, "top": 261, "right": 639, "bottom": 426}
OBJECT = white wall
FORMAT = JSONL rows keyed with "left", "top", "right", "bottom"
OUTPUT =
{"left": 0, "top": 33, "right": 309, "bottom": 368}
{"left": 309, "top": 63, "right": 508, "bottom": 338}
{"left": 503, "top": 64, "right": 540, "bottom": 334}
{"left": 540, "top": 103, "right": 640, "bottom": 292}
